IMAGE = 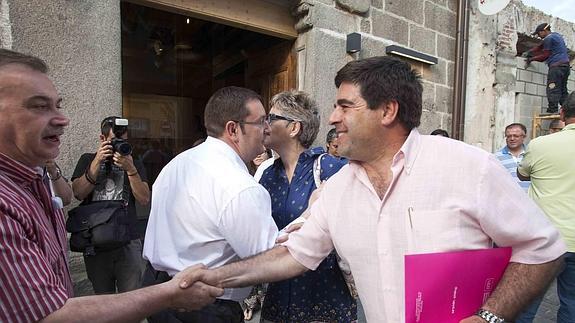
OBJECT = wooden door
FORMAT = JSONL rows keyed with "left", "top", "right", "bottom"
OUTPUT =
{"left": 245, "top": 41, "right": 297, "bottom": 109}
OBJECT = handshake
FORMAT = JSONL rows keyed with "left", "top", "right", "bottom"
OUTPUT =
{"left": 165, "top": 264, "right": 224, "bottom": 312}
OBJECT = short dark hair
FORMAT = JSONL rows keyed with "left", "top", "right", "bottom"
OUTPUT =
{"left": 204, "top": 86, "right": 262, "bottom": 137}
{"left": 326, "top": 128, "right": 338, "bottom": 143}
{"left": 270, "top": 90, "right": 319, "bottom": 148}
{"left": 101, "top": 116, "right": 122, "bottom": 136}
{"left": 505, "top": 123, "right": 527, "bottom": 134}
{"left": 334, "top": 56, "right": 423, "bottom": 130}
{"left": 563, "top": 92, "right": 575, "bottom": 119}
{"left": 0, "top": 49, "right": 48, "bottom": 73}
{"left": 430, "top": 129, "right": 449, "bottom": 137}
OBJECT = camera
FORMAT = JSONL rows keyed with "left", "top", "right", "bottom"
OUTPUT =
{"left": 109, "top": 118, "right": 132, "bottom": 156}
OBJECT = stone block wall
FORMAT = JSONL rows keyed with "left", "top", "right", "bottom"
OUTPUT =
{"left": 295, "top": 0, "right": 457, "bottom": 141}
{"left": 514, "top": 57, "right": 575, "bottom": 142}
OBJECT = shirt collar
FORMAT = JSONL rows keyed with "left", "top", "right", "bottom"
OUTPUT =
{"left": 501, "top": 144, "right": 526, "bottom": 156}
{"left": 304, "top": 146, "right": 326, "bottom": 158}
{"left": 204, "top": 136, "right": 249, "bottom": 173}
{"left": 347, "top": 128, "right": 420, "bottom": 175}
{"left": 561, "top": 123, "right": 575, "bottom": 131}
{"left": 0, "top": 153, "right": 42, "bottom": 186}
{"left": 396, "top": 128, "right": 421, "bottom": 175}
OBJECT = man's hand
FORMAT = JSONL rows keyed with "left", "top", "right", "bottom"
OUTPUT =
{"left": 179, "top": 265, "right": 221, "bottom": 290}
{"left": 169, "top": 264, "right": 224, "bottom": 311}
{"left": 45, "top": 160, "right": 59, "bottom": 178}
{"left": 113, "top": 152, "right": 137, "bottom": 173}
{"left": 94, "top": 140, "right": 114, "bottom": 164}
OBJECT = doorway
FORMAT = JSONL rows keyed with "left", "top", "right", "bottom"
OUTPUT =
{"left": 120, "top": 2, "right": 297, "bottom": 227}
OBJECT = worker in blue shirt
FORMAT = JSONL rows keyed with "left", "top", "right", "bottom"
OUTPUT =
{"left": 526, "top": 23, "right": 570, "bottom": 114}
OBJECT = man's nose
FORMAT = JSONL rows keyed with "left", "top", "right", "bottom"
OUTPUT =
{"left": 329, "top": 106, "right": 342, "bottom": 125}
{"left": 53, "top": 111, "right": 70, "bottom": 127}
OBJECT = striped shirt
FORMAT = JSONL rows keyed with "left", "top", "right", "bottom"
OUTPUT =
{"left": 0, "top": 153, "right": 72, "bottom": 322}
{"left": 494, "top": 145, "right": 530, "bottom": 192}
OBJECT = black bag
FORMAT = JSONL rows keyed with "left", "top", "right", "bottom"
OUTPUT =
{"left": 66, "top": 200, "right": 131, "bottom": 255}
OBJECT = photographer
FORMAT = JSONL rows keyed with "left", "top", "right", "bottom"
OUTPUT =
{"left": 71, "top": 116, "right": 150, "bottom": 294}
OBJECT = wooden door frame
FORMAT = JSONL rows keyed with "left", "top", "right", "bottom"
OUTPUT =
{"left": 124, "top": 0, "right": 297, "bottom": 40}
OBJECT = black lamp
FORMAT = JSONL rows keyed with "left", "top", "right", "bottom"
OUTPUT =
{"left": 346, "top": 33, "right": 361, "bottom": 54}
{"left": 385, "top": 45, "right": 438, "bottom": 65}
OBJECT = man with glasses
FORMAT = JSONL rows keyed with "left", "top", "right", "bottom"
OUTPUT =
{"left": 143, "top": 86, "right": 278, "bottom": 323}
{"left": 494, "top": 123, "right": 530, "bottom": 192}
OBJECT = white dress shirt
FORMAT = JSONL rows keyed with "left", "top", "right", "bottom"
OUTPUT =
{"left": 143, "top": 136, "right": 278, "bottom": 301}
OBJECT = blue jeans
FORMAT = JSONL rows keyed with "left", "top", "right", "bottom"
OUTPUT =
{"left": 516, "top": 252, "right": 575, "bottom": 323}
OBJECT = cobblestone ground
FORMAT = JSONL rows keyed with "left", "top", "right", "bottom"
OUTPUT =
{"left": 71, "top": 252, "right": 558, "bottom": 323}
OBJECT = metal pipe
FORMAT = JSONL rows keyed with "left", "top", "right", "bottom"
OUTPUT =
{"left": 451, "top": 0, "right": 469, "bottom": 140}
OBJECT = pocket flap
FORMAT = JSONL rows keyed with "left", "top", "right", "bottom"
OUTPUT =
{"left": 66, "top": 201, "right": 124, "bottom": 233}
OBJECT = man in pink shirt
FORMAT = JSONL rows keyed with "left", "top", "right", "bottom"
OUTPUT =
{"left": 189, "top": 56, "right": 566, "bottom": 323}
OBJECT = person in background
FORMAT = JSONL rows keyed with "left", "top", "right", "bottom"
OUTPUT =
{"left": 257, "top": 90, "right": 356, "bottom": 323}
{"left": 71, "top": 116, "right": 150, "bottom": 295}
{"left": 526, "top": 23, "right": 570, "bottom": 114}
{"left": 549, "top": 119, "right": 565, "bottom": 134}
{"left": 325, "top": 128, "right": 340, "bottom": 156}
{"left": 494, "top": 123, "right": 530, "bottom": 192}
{"left": 430, "top": 128, "right": 449, "bottom": 137}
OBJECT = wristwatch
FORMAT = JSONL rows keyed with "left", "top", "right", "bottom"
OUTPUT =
{"left": 475, "top": 309, "right": 506, "bottom": 323}
{"left": 46, "top": 164, "right": 62, "bottom": 181}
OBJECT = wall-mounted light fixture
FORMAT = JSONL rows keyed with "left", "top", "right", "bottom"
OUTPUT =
{"left": 346, "top": 32, "right": 361, "bottom": 54}
{"left": 385, "top": 45, "right": 438, "bottom": 65}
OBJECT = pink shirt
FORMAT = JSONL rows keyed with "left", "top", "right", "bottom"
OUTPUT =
{"left": 284, "top": 129, "right": 566, "bottom": 322}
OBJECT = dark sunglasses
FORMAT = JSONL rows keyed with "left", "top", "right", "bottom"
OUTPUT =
{"left": 266, "top": 113, "right": 299, "bottom": 124}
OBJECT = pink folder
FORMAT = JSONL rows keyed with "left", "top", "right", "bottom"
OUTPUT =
{"left": 405, "top": 247, "right": 512, "bottom": 323}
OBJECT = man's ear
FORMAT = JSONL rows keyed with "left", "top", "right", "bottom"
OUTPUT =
{"left": 99, "top": 134, "right": 106, "bottom": 142}
{"left": 380, "top": 100, "right": 400, "bottom": 126}
{"left": 224, "top": 121, "right": 240, "bottom": 142}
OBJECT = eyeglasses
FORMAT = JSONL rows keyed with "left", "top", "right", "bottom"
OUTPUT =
{"left": 266, "top": 113, "right": 299, "bottom": 124}
{"left": 505, "top": 134, "right": 525, "bottom": 139}
{"left": 232, "top": 117, "right": 268, "bottom": 128}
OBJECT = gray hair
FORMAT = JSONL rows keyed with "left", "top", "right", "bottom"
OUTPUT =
{"left": 270, "top": 90, "right": 320, "bottom": 148}
{"left": 0, "top": 49, "right": 48, "bottom": 73}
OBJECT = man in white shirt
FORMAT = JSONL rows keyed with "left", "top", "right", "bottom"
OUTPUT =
{"left": 143, "top": 86, "right": 279, "bottom": 323}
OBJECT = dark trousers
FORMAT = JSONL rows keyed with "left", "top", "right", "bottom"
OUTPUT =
{"left": 142, "top": 262, "right": 244, "bottom": 323}
{"left": 547, "top": 65, "right": 571, "bottom": 112}
{"left": 83, "top": 239, "right": 143, "bottom": 294}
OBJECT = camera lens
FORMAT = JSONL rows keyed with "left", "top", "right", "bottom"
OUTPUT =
{"left": 116, "top": 142, "right": 132, "bottom": 156}
{"left": 112, "top": 139, "right": 132, "bottom": 156}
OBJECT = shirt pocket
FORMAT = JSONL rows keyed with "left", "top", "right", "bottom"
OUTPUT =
{"left": 407, "top": 208, "right": 462, "bottom": 254}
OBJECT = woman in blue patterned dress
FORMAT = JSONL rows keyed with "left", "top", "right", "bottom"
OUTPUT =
{"left": 258, "top": 90, "right": 356, "bottom": 322}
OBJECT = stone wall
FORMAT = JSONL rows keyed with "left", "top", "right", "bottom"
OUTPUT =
{"left": 465, "top": 0, "right": 575, "bottom": 152}
{"left": 294, "top": 0, "right": 458, "bottom": 140}
{"left": 5, "top": 0, "right": 122, "bottom": 177}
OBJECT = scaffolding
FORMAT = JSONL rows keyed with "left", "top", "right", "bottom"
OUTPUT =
{"left": 531, "top": 112, "right": 561, "bottom": 138}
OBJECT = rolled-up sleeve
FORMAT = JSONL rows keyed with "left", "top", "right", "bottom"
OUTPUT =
{"left": 283, "top": 193, "right": 335, "bottom": 270}
{"left": 478, "top": 155, "right": 566, "bottom": 264}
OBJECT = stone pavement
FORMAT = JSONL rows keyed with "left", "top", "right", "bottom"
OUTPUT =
{"left": 71, "top": 251, "right": 559, "bottom": 322}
